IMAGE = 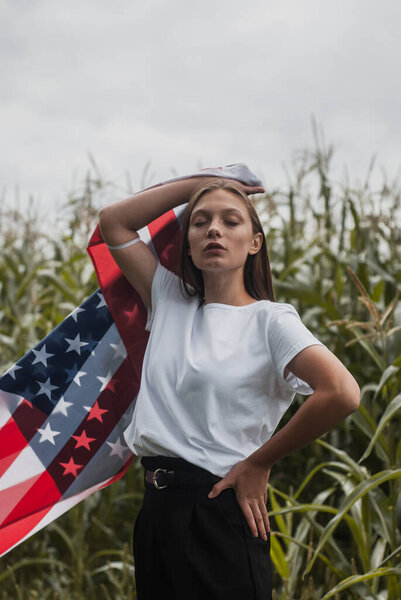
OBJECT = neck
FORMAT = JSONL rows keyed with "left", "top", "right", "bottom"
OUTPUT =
{"left": 202, "top": 270, "right": 256, "bottom": 306}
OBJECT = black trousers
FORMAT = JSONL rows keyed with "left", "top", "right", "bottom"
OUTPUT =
{"left": 133, "top": 456, "right": 272, "bottom": 600}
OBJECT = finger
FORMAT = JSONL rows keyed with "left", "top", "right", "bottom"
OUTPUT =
{"left": 238, "top": 501, "right": 258, "bottom": 538}
{"left": 208, "top": 483, "right": 220, "bottom": 498}
{"left": 247, "top": 186, "right": 265, "bottom": 194}
{"left": 258, "top": 499, "right": 270, "bottom": 535}
{"left": 250, "top": 500, "right": 269, "bottom": 540}
{"left": 208, "top": 478, "right": 229, "bottom": 498}
{"left": 263, "top": 490, "right": 270, "bottom": 529}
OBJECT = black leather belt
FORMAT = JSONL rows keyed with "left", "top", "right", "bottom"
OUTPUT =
{"left": 144, "top": 467, "right": 221, "bottom": 490}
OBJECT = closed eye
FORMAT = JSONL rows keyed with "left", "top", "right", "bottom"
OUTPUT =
{"left": 192, "top": 221, "right": 239, "bottom": 227}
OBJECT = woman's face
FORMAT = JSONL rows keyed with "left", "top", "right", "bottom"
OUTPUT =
{"left": 187, "top": 189, "right": 262, "bottom": 274}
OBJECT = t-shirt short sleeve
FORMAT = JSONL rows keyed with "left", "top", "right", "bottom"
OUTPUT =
{"left": 144, "top": 262, "right": 177, "bottom": 332}
{"left": 269, "top": 303, "right": 325, "bottom": 395}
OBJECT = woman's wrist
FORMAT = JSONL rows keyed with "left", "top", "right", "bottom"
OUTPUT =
{"left": 246, "top": 451, "right": 274, "bottom": 472}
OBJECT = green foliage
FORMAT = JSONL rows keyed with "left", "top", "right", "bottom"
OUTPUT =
{"left": 1, "top": 126, "right": 401, "bottom": 598}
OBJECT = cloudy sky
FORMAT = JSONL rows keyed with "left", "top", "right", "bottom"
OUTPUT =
{"left": 1, "top": 0, "right": 400, "bottom": 216}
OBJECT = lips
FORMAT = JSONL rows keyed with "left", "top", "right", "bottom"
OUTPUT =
{"left": 204, "top": 243, "right": 225, "bottom": 251}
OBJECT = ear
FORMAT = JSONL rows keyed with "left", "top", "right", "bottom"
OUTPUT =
{"left": 249, "top": 232, "right": 263, "bottom": 255}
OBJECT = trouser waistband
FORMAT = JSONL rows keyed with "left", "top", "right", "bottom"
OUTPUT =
{"left": 140, "top": 455, "right": 222, "bottom": 489}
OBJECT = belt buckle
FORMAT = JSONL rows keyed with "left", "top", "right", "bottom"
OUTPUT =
{"left": 153, "top": 468, "right": 168, "bottom": 489}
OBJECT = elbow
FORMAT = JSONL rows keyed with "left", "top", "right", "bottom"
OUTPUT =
{"left": 98, "top": 206, "right": 109, "bottom": 228}
{"left": 98, "top": 207, "right": 112, "bottom": 241}
{"left": 345, "top": 391, "right": 360, "bottom": 414}
{"left": 347, "top": 376, "right": 361, "bottom": 412}
{"left": 320, "top": 375, "right": 360, "bottom": 418}
{"left": 336, "top": 378, "right": 361, "bottom": 416}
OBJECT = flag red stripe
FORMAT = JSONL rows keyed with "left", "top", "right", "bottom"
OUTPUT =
{"left": 0, "top": 472, "right": 44, "bottom": 524}
{"left": 0, "top": 505, "right": 55, "bottom": 556}
{"left": 0, "top": 402, "right": 57, "bottom": 478}
{"left": 1, "top": 470, "right": 61, "bottom": 529}
{"left": 0, "top": 450, "right": 21, "bottom": 479}
{"left": 147, "top": 209, "right": 181, "bottom": 272}
{"left": 0, "top": 415, "right": 28, "bottom": 458}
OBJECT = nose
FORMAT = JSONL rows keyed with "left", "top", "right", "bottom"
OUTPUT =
{"left": 207, "top": 221, "right": 222, "bottom": 237}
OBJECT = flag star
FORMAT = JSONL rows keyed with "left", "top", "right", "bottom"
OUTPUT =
{"left": 97, "top": 371, "right": 113, "bottom": 392}
{"left": 37, "top": 422, "right": 61, "bottom": 445}
{"left": 53, "top": 395, "right": 73, "bottom": 417}
{"left": 4, "top": 363, "right": 22, "bottom": 380}
{"left": 60, "top": 457, "right": 83, "bottom": 477}
{"left": 83, "top": 400, "right": 109, "bottom": 423}
{"left": 72, "top": 429, "right": 96, "bottom": 451}
{"left": 106, "top": 437, "right": 129, "bottom": 460}
{"left": 69, "top": 306, "right": 85, "bottom": 322}
{"left": 110, "top": 340, "right": 127, "bottom": 360}
{"left": 32, "top": 344, "right": 54, "bottom": 367}
{"left": 96, "top": 292, "right": 107, "bottom": 308}
{"left": 36, "top": 377, "right": 59, "bottom": 400}
{"left": 65, "top": 333, "right": 88, "bottom": 355}
{"left": 73, "top": 370, "right": 87, "bottom": 386}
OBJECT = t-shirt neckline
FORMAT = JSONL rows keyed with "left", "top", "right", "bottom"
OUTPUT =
{"left": 203, "top": 300, "right": 267, "bottom": 310}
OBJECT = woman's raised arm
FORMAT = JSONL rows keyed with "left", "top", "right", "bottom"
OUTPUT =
{"left": 98, "top": 177, "right": 204, "bottom": 247}
{"left": 98, "top": 177, "right": 205, "bottom": 309}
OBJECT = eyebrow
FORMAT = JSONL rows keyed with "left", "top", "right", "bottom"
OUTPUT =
{"left": 191, "top": 208, "right": 244, "bottom": 219}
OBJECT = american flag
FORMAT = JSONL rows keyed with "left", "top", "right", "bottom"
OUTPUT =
{"left": 0, "top": 164, "right": 263, "bottom": 557}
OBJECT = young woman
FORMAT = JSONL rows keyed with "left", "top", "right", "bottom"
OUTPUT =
{"left": 98, "top": 173, "right": 360, "bottom": 600}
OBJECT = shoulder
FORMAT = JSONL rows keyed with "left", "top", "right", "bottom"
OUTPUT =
{"left": 154, "top": 262, "right": 196, "bottom": 299}
{"left": 268, "top": 301, "right": 300, "bottom": 318}
{"left": 269, "top": 300, "right": 299, "bottom": 313}
{"left": 260, "top": 300, "right": 301, "bottom": 324}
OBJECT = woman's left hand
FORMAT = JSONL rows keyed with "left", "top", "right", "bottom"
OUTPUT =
{"left": 208, "top": 459, "right": 271, "bottom": 540}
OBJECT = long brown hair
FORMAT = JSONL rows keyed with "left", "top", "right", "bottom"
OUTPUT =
{"left": 178, "top": 179, "right": 276, "bottom": 305}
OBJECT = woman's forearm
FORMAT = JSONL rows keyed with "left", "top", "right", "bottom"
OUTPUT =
{"left": 247, "top": 390, "right": 359, "bottom": 471}
{"left": 98, "top": 177, "right": 206, "bottom": 244}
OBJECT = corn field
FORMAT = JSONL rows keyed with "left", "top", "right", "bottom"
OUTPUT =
{"left": 1, "top": 126, "right": 401, "bottom": 599}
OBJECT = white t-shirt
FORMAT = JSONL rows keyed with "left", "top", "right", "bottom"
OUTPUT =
{"left": 123, "top": 262, "right": 326, "bottom": 477}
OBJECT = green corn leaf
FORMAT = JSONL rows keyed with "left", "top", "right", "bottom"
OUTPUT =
{"left": 373, "top": 365, "right": 400, "bottom": 400}
{"left": 359, "top": 393, "right": 401, "bottom": 463}
{"left": 305, "top": 468, "right": 401, "bottom": 575}
{"left": 351, "top": 404, "right": 389, "bottom": 463}
{"left": 316, "top": 438, "right": 368, "bottom": 480}
{"left": 335, "top": 262, "right": 343, "bottom": 298}
{"left": 270, "top": 533, "right": 290, "bottom": 580}
{"left": 320, "top": 567, "right": 401, "bottom": 600}
{"left": 377, "top": 543, "right": 401, "bottom": 567}
{"left": 345, "top": 324, "right": 386, "bottom": 370}
{"left": 0, "top": 558, "right": 71, "bottom": 582}
{"left": 371, "top": 278, "right": 384, "bottom": 302}
{"left": 274, "top": 531, "right": 342, "bottom": 577}
{"left": 268, "top": 486, "right": 288, "bottom": 537}
{"left": 294, "top": 461, "right": 346, "bottom": 500}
